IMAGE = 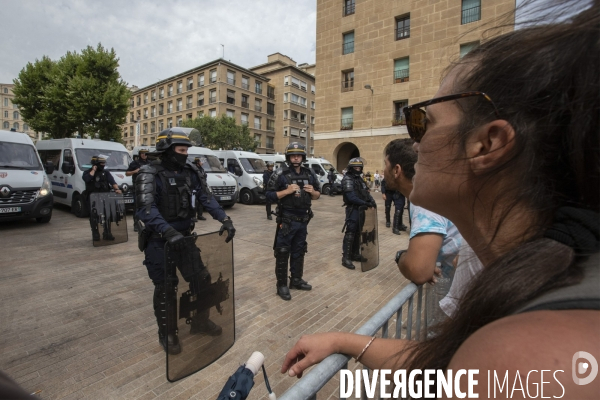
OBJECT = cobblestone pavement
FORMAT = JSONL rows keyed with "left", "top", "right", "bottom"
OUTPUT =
{"left": 0, "top": 194, "right": 410, "bottom": 400}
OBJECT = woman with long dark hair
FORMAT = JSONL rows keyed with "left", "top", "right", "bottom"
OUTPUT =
{"left": 281, "top": 2, "right": 599, "bottom": 397}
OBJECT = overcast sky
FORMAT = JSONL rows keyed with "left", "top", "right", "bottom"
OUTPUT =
{"left": 1, "top": 0, "right": 316, "bottom": 88}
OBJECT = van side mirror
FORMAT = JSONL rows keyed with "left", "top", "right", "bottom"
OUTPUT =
{"left": 45, "top": 161, "right": 55, "bottom": 174}
{"left": 234, "top": 166, "right": 243, "bottom": 176}
{"left": 61, "top": 161, "right": 73, "bottom": 174}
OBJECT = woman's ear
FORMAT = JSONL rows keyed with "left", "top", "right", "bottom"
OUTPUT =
{"left": 467, "top": 120, "right": 516, "bottom": 175}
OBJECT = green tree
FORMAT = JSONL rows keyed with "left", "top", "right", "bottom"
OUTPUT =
{"left": 12, "top": 44, "right": 130, "bottom": 141}
{"left": 183, "top": 115, "right": 257, "bottom": 151}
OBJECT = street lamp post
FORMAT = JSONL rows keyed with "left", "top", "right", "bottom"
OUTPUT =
{"left": 364, "top": 84, "right": 373, "bottom": 136}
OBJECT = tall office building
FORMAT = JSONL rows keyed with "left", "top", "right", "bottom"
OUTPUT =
{"left": 314, "top": 0, "right": 515, "bottom": 171}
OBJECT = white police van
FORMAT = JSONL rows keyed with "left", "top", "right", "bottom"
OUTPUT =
{"left": 304, "top": 157, "right": 343, "bottom": 195}
{"left": 0, "top": 130, "right": 54, "bottom": 223}
{"left": 259, "top": 154, "right": 286, "bottom": 169}
{"left": 187, "top": 147, "right": 238, "bottom": 208}
{"left": 36, "top": 138, "right": 134, "bottom": 217}
{"left": 214, "top": 150, "right": 267, "bottom": 205}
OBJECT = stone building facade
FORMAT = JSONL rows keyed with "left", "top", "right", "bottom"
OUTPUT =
{"left": 314, "top": 0, "right": 515, "bottom": 172}
{"left": 0, "top": 83, "right": 38, "bottom": 140}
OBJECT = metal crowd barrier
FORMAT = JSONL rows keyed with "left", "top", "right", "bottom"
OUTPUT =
{"left": 279, "top": 283, "right": 426, "bottom": 400}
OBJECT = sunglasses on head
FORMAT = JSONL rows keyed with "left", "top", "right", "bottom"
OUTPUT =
{"left": 402, "top": 91, "right": 500, "bottom": 143}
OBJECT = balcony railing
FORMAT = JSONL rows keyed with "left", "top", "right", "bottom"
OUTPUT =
{"left": 255, "top": 105, "right": 262, "bottom": 112}
{"left": 254, "top": 123, "right": 262, "bottom": 129}
{"left": 176, "top": 106, "right": 182, "bottom": 111}
{"left": 394, "top": 68, "right": 410, "bottom": 83}
{"left": 241, "top": 101, "right": 249, "bottom": 108}
{"left": 395, "top": 26, "right": 410, "bottom": 40}
{"left": 290, "top": 99, "right": 306, "bottom": 107}
{"left": 186, "top": 103, "right": 193, "bottom": 110}
{"left": 159, "top": 94, "right": 164, "bottom": 99}
{"left": 159, "top": 110, "right": 164, "bottom": 116}
{"left": 177, "top": 88, "right": 182, "bottom": 94}
{"left": 341, "top": 118, "right": 353, "bottom": 130}
{"left": 227, "top": 97, "right": 235, "bottom": 105}
{"left": 267, "top": 109, "right": 275, "bottom": 116}
{"left": 267, "top": 125, "right": 275, "bottom": 132}
{"left": 227, "top": 78, "right": 235, "bottom": 85}
{"left": 267, "top": 91, "right": 275, "bottom": 100}
{"left": 210, "top": 77, "right": 217, "bottom": 83}
{"left": 341, "top": 80, "right": 354, "bottom": 92}
{"left": 209, "top": 97, "right": 217, "bottom": 104}
{"left": 198, "top": 99, "right": 204, "bottom": 106}
{"left": 167, "top": 108, "right": 173, "bottom": 114}
{"left": 151, "top": 111, "right": 156, "bottom": 117}
{"left": 343, "top": 3, "right": 355, "bottom": 16}
{"left": 266, "top": 141, "right": 274, "bottom": 149}
{"left": 392, "top": 112, "right": 406, "bottom": 126}
{"left": 241, "top": 82, "right": 249, "bottom": 90}
{"left": 255, "top": 87, "right": 263, "bottom": 95}
{"left": 462, "top": 6, "right": 481, "bottom": 24}
{"left": 342, "top": 41, "right": 354, "bottom": 55}
{"left": 187, "top": 83, "right": 193, "bottom": 90}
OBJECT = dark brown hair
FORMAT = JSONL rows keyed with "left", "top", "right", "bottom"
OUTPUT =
{"left": 400, "top": 1, "right": 599, "bottom": 382}
{"left": 384, "top": 138, "right": 417, "bottom": 179}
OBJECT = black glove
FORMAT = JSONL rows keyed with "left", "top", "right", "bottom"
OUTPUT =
{"left": 367, "top": 200, "right": 376, "bottom": 208}
{"left": 163, "top": 226, "right": 185, "bottom": 251}
{"left": 219, "top": 218, "right": 236, "bottom": 243}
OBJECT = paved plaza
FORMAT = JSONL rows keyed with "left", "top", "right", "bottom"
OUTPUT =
{"left": 0, "top": 194, "right": 411, "bottom": 399}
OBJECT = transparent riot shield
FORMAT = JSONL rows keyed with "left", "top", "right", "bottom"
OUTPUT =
{"left": 164, "top": 232, "right": 234, "bottom": 382}
{"left": 359, "top": 206, "right": 379, "bottom": 272}
{"left": 89, "top": 192, "right": 128, "bottom": 247}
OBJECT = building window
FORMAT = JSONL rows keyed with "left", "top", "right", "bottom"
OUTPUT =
{"left": 311, "top": 116, "right": 315, "bottom": 125}
{"left": 241, "top": 94, "right": 249, "bottom": 108}
{"left": 241, "top": 113, "right": 249, "bottom": 125}
{"left": 343, "top": 31, "right": 354, "bottom": 55}
{"left": 159, "top": 87, "right": 164, "bottom": 99}
{"left": 12, "top": 102, "right": 18, "bottom": 109}
{"left": 151, "top": 106, "right": 156, "bottom": 117}
{"left": 209, "top": 109, "right": 216, "bottom": 118}
{"left": 266, "top": 136, "right": 274, "bottom": 149}
{"left": 3, "top": 98, "right": 8, "bottom": 106}
{"left": 143, "top": 123, "right": 148, "bottom": 134}
{"left": 151, "top": 121, "right": 156, "bottom": 133}
{"left": 343, "top": 0, "right": 355, "bottom": 16}
{"left": 460, "top": 41, "right": 480, "bottom": 58}
{"left": 167, "top": 118, "right": 173, "bottom": 128}
{"left": 290, "top": 94, "right": 306, "bottom": 107}
{"left": 227, "top": 70, "right": 236, "bottom": 85}
{"left": 4, "top": 110, "right": 8, "bottom": 118}
{"left": 227, "top": 90, "right": 235, "bottom": 105}
{"left": 255, "top": 98, "right": 262, "bottom": 112}
{"left": 186, "top": 95, "right": 193, "bottom": 109}
{"left": 198, "top": 74, "right": 205, "bottom": 87}
{"left": 254, "top": 134, "right": 262, "bottom": 147}
{"left": 267, "top": 119, "right": 275, "bottom": 132}
{"left": 2, "top": 121, "right": 8, "bottom": 129}
{"left": 209, "top": 90, "right": 217, "bottom": 104}
{"left": 394, "top": 57, "right": 410, "bottom": 83}
{"left": 342, "top": 70, "right": 354, "bottom": 91}
{"left": 284, "top": 128, "right": 288, "bottom": 137}
{"left": 159, "top": 120, "right": 164, "bottom": 131}
{"left": 23, "top": 124, "right": 29, "bottom": 131}
{"left": 395, "top": 15, "right": 410, "bottom": 40}
{"left": 210, "top": 69, "right": 217, "bottom": 83}
{"left": 177, "top": 81, "right": 183, "bottom": 94}
{"left": 254, "top": 116, "right": 262, "bottom": 130}
{"left": 143, "top": 108, "right": 148, "bottom": 119}
{"left": 186, "top": 113, "right": 192, "bottom": 120}
{"left": 311, "top": 85, "right": 316, "bottom": 94}
{"left": 290, "top": 127, "right": 300, "bottom": 137}
{"left": 291, "top": 110, "right": 299, "bottom": 121}
{"left": 226, "top": 109, "right": 234, "bottom": 118}
{"left": 198, "top": 92, "right": 204, "bottom": 106}
{"left": 151, "top": 90, "right": 156, "bottom": 101}
{"left": 168, "top": 85, "right": 173, "bottom": 96}
{"left": 13, "top": 122, "right": 19, "bottom": 131}
{"left": 255, "top": 81, "right": 263, "bottom": 95}
{"left": 392, "top": 100, "right": 408, "bottom": 126}
{"left": 341, "top": 107, "right": 353, "bottom": 130}
{"left": 3, "top": 88, "right": 7, "bottom": 93}
{"left": 167, "top": 101, "right": 173, "bottom": 113}
{"left": 137, "top": 96, "right": 141, "bottom": 106}
{"left": 159, "top": 103, "right": 164, "bottom": 115}
{"left": 242, "top": 76, "right": 249, "bottom": 90}
{"left": 283, "top": 110, "right": 289, "bottom": 120}
{"left": 177, "top": 117, "right": 182, "bottom": 126}
{"left": 267, "top": 86, "right": 275, "bottom": 100}
{"left": 13, "top": 111, "right": 19, "bottom": 120}
{"left": 197, "top": 111, "right": 204, "bottom": 118}
{"left": 283, "top": 93, "right": 289, "bottom": 103}
{"left": 144, "top": 93, "right": 148, "bottom": 104}
{"left": 187, "top": 77, "right": 193, "bottom": 90}
{"left": 462, "top": 0, "right": 481, "bottom": 24}
{"left": 267, "top": 102, "right": 275, "bottom": 116}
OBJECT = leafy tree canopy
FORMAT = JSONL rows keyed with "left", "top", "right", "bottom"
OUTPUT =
{"left": 12, "top": 44, "right": 130, "bottom": 141}
{"left": 183, "top": 115, "right": 257, "bottom": 152}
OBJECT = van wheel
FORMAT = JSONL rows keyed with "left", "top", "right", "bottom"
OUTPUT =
{"left": 36, "top": 213, "right": 52, "bottom": 223}
{"left": 72, "top": 193, "right": 89, "bottom": 218}
{"left": 322, "top": 184, "right": 331, "bottom": 195}
{"left": 240, "top": 189, "right": 254, "bottom": 205}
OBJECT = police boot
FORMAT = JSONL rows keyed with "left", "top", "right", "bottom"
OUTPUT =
{"left": 398, "top": 208, "right": 408, "bottom": 231}
{"left": 153, "top": 284, "right": 181, "bottom": 355}
{"left": 266, "top": 203, "right": 273, "bottom": 220}
{"left": 197, "top": 214, "right": 206, "bottom": 221}
{"left": 275, "top": 247, "right": 292, "bottom": 300}
{"left": 133, "top": 215, "right": 139, "bottom": 232}
{"left": 190, "top": 309, "right": 222, "bottom": 336}
{"left": 90, "top": 219, "right": 100, "bottom": 241}
{"left": 341, "top": 232, "right": 356, "bottom": 270}
{"left": 385, "top": 205, "right": 391, "bottom": 228}
{"left": 289, "top": 256, "right": 312, "bottom": 290}
{"left": 103, "top": 230, "right": 115, "bottom": 240}
{"left": 351, "top": 232, "right": 367, "bottom": 262}
{"left": 392, "top": 210, "right": 402, "bottom": 235}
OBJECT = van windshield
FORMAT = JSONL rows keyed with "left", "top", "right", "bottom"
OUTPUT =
{"left": 240, "top": 158, "right": 266, "bottom": 174}
{"left": 187, "top": 155, "right": 226, "bottom": 173}
{"left": 75, "top": 149, "right": 132, "bottom": 171}
{"left": 321, "top": 163, "right": 338, "bottom": 174}
{"left": 0, "top": 142, "right": 42, "bottom": 170}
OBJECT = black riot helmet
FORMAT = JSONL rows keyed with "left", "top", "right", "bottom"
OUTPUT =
{"left": 347, "top": 157, "right": 364, "bottom": 174}
{"left": 154, "top": 127, "right": 194, "bottom": 154}
{"left": 285, "top": 142, "right": 307, "bottom": 167}
{"left": 266, "top": 161, "right": 274, "bottom": 169}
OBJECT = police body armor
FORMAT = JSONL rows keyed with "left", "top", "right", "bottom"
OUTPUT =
{"left": 342, "top": 174, "right": 370, "bottom": 206}
{"left": 277, "top": 165, "right": 313, "bottom": 211}
{"left": 86, "top": 171, "right": 112, "bottom": 194}
{"left": 132, "top": 159, "right": 150, "bottom": 186}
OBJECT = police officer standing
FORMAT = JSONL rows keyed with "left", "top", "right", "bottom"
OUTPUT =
{"left": 266, "top": 142, "right": 320, "bottom": 301}
{"left": 126, "top": 149, "right": 151, "bottom": 231}
{"left": 381, "top": 174, "right": 407, "bottom": 234}
{"left": 341, "top": 158, "right": 376, "bottom": 270}
{"left": 327, "top": 167, "right": 336, "bottom": 196}
{"left": 136, "top": 128, "right": 236, "bottom": 354}
{"left": 263, "top": 162, "right": 274, "bottom": 220}
{"left": 192, "top": 157, "right": 207, "bottom": 221}
{"left": 83, "top": 155, "right": 122, "bottom": 241}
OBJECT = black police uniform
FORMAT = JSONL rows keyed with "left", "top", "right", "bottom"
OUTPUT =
{"left": 341, "top": 166, "right": 375, "bottom": 270}
{"left": 266, "top": 155, "right": 320, "bottom": 300}
{"left": 327, "top": 168, "right": 336, "bottom": 196}
{"left": 193, "top": 160, "right": 207, "bottom": 221}
{"left": 83, "top": 163, "right": 118, "bottom": 241}
{"left": 136, "top": 129, "right": 235, "bottom": 355}
{"left": 263, "top": 166, "right": 274, "bottom": 219}
{"left": 127, "top": 156, "right": 151, "bottom": 231}
{"left": 381, "top": 179, "right": 407, "bottom": 234}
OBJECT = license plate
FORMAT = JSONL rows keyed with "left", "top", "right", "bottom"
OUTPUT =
{"left": 219, "top": 196, "right": 232, "bottom": 201}
{"left": 0, "top": 207, "right": 21, "bottom": 213}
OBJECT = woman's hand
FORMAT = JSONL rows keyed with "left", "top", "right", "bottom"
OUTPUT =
{"left": 281, "top": 333, "right": 341, "bottom": 378}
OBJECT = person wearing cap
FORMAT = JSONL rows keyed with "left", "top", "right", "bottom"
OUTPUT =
{"left": 263, "top": 162, "right": 275, "bottom": 220}
{"left": 126, "top": 149, "right": 151, "bottom": 231}
{"left": 192, "top": 157, "right": 207, "bottom": 221}
{"left": 83, "top": 155, "right": 122, "bottom": 241}
{"left": 266, "top": 142, "right": 320, "bottom": 301}
{"left": 135, "top": 127, "right": 236, "bottom": 355}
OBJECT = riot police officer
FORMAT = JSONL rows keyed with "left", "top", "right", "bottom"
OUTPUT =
{"left": 381, "top": 176, "right": 407, "bottom": 233}
{"left": 327, "top": 167, "right": 336, "bottom": 196}
{"left": 126, "top": 149, "right": 151, "bottom": 231}
{"left": 192, "top": 157, "right": 207, "bottom": 221}
{"left": 266, "top": 142, "right": 320, "bottom": 301}
{"left": 341, "top": 158, "right": 376, "bottom": 270}
{"left": 136, "top": 128, "right": 236, "bottom": 355}
{"left": 263, "top": 162, "right": 275, "bottom": 220}
{"left": 83, "top": 155, "right": 122, "bottom": 241}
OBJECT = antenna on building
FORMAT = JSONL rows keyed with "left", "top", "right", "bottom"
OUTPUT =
{"left": 221, "top": 44, "right": 224, "bottom": 59}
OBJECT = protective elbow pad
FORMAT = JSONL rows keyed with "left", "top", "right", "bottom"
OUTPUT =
{"left": 342, "top": 176, "right": 354, "bottom": 193}
{"left": 136, "top": 165, "right": 156, "bottom": 208}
